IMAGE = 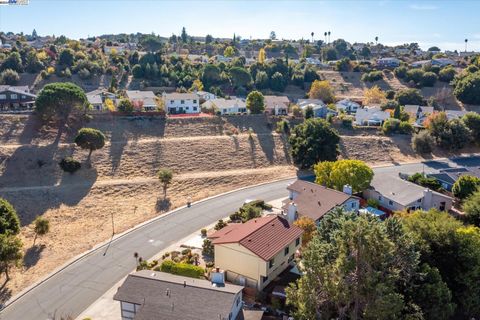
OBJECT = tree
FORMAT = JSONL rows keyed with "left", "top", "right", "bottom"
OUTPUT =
{"left": 190, "top": 79, "right": 204, "bottom": 92}
{"left": 246, "top": 90, "right": 265, "bottom": 114}
{"left": 0, "top": 234, "right": 23, "bottom": 280}
{"left": 139, "top": 35, "right": 163, "bottom": 52}
{"left": 428, "top": 46, "right": 441, "bottom": 52}
{"left": 74, "top": 128, "right": 106, "bottom": 162}
{"left": 0, "top": 198, "right": 20, "bottom": 236}
{"left": 270, "top": 72, "right": 286, "bottom": 92}
{"left": 35, "top": 82, "right": 89, "bottom": 121}
{"left": 426, "top": 113, "right": 471, "bottom": 150}
{"left": 0, "top": 52, "right": 23, "bottom": 72}
{"left": 0, "top": 69, "right": 20, "bottom": 85}
{"left": 58, "top": 49, "right": 75, "bottom": 67}
{"left": 223, "top": 46, "right": 235, "bottom": 58}
{"left": 402, "top": 210, "right": 480, "bottom": 318}
{"left": 412, "top": 131, "right": 434, "bottom": 154}
{"left": 454, "top": 71, "right": 480, "bottom": 105}
{"left": 304, "top": 106, "right": 314, "bottom": 119}
{"left": 117, "top": 99, "right": 134, "bottom": 113}
{"left": 254, "top": 71, "right": 269, "bottom": 89}
{"left": 289, "top": 118, "right": 340, "bottom": 168}
{"left": 439, "top": 66, "right": 456, "bottom": 82}
{"left": 287, "top": 211, "right": 419, "bottom": 320}
{"left": 205, "top": 34, "right": 213, "bottom": 44}
{"left": 452, "top": 175, "right": 480, "bottom": 200}
{"left": 363, "top": 85, "right": 386, "bottom": 105}
{"left": 421, "top": 71, "right": 438, "bottom": 87}
{"left": 158, "top": 168, "right": 173, "bottom": 199}
{"left": 463, "top": 112, "right": 480, "bottom": 142}
{"left": 395, "top": 88, "right": 424, "bottom": 105}
{"left": 308, "top": 80, "right": 335, "bottom": 103}
{"left": 293, "top": 217, "right": 317, "bottom": 246}
{"left": 269, "top": 31, "right": 277, "bottom": 40}
{"left": 229, "top": 67, "right": 251, "bottom": 88}
{"left": 258, "top": 48, "right": 266, "bottom": 64}
{"left": 201, "top": 64, "right": 221, "bottom": 88}
{"left": 181, "top": 27, "right": 188, "bottom": 43}
{"left": 314, "top": 159, "right": 374, "bottom": 193}
{"left": 33, "top": 216, "right": 50, "bottom": 245}
{"left": 463, "top": 190, "right": 480, "bottom": 227}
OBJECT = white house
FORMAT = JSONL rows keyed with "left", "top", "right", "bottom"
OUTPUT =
{"left": 196, "top": 91, "right": 216, "bottom": 102}
{"left": 202, "top": 98, "right": 247, "bottom": 115}
{"left": 125, "top": 90, "right": 158, "bottom": 111}
{"left": 336, "top": 99, "right": 361, "bottom": 113}
{"left": 354, "top": 106, "right": 390, "bottom": 126}
{"left": 86, "top": 89, "right": 117, "bottom": 112}
{"left": 163, "top": 92, "right": 200, "bottom": 114}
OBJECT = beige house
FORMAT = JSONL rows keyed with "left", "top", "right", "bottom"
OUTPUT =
{"left": 209, "top": 215, "right": 303, "bottom": 290}
{"left": 264, "top": 95, "right": 289, "bottom": 116}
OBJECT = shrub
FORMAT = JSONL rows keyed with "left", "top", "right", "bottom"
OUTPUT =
{"left": 200, "top": 228, "right": 207, "bottom": 237}
{"left": 361, "top": 71, "right": 383, "bottom": 82}
{"left": 380, "top": 100, "right": 399, "bottom": 111}
{"left": 395, "top": 88, "right": 425, "bottom": 105}
{"left": 0, "top": 69, "right": 20, "bottom": 85}
{"left": 394, "top": 66, "right": 408, "bottom": 79}
{"left": 59, "top": 157, "right": 81, "bottom": 173}
{"left": 411, "top": 131, "right": 434, "bottom": 154}
{"left": 214, "top": 219, "right": 227, "bottom": 230}
{"left": 421, "top": 72, "right": 438, "bottom": 87}
{"left": 181, "top": 248, "right": 191, "bottom": 255}
{"left": 342, "top": 117, "right": 353, "bottom": 128}
{"left": 399, "top": 121, "right": 413, "bottom": 134}
{"left": 386, "top": 90, "right": 395, "bottom": 100}
{"left": 159, "top": 260, "right": 204, "bottom": 278}
{"left": 439, "top": 67, "right": 456, "bottom": 82}
{"left": 453, "top": 71, "right": 480, "bottom": 105}
{"left": 292, "top": 105, "right": 302, "bottom": 117}
{"left": 382, "top": 118, "right": 401, "bottom": 135}
{"left": 452, "top": 175, "right": 480, "bottom": 200}
{"left": 202, "top": 239, "right": 214, "bottom": 257}
{"left": 367, "top": 198, "right": 379, "bottom": 208}
{"left": 406, "top": 69, "right": 425, "bottom": 85}
{"left": 408, "top": 173, "right": 442, "bottom": 191}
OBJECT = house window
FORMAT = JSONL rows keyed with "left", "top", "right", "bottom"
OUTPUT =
{"left": 262, "top": 275, "right": 269, "bottom": 283}
{"left": 295, "top": 237, "right": 300, "bottom": 246}
{"left": 11, "top": 94, "right": 17, "bottom": 99}
{"left": 389, "top": 200, "right": 393, "bottom": 206}
{"left": 284, "top": 246, "right": 289, "bottom": 256}
{"left": 417, "top": 199, "right": 422, "bottom": 203}
{"left": 22, "top": 95, "right": 26, "bottom": 99}
{"left": 186, "top": 107, "right": 189, "bottom": 110}
{"left": 193, "top": 107, "right": 197, "bottom": 111}
{"left": 170, "top": 100, "right": 174, "bottom": 104}
{"left": 269, "top": 258, "right": 274, "bottom": 269}
{"left": 0, "top": 94, "right": 6, "bottom": 100}
{"left": 193, "top": 99, "right": 197, "bottom": 103}
{"left": 351, "top": 202, "right": 355, "bottom": 208}
{"left": 181, "top": 100, "right": 185, "bottom": 104}
{"left": 378, "top": 196, "right": 382, "bottom": 201}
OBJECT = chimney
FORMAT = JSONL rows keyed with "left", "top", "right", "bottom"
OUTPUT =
{"left": 343, "top": 184, "right": 353, "bottom": 195}
{"left": 286, "top": 202, "right": 297, "bottom": 223}
{"left": 211, "top": 267, "right": 225, "bottom": 285}
{"left": 423, "top": 188, "right": 432, "bottom": 209}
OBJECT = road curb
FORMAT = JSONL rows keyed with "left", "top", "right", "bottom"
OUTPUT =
{"left": 1, "top": 175, "right": 297, "bottom": 311}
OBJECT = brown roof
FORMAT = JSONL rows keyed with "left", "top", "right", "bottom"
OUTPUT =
{"left": 287, "top": 180, "right": 356, "bottom": 221}
{"left": 210, "top": 215, "right": 303, "bottom": 261}
{"left": 264, "top": 95, "right": 289, "bottom": 110}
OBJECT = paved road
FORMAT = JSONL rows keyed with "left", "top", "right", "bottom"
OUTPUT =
{"left": 2, "top": 156, "right": 479, "bottom": 320}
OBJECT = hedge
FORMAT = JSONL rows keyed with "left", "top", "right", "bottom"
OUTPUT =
{"left": 160, "top": 260, "right": 204, "bottom": 278}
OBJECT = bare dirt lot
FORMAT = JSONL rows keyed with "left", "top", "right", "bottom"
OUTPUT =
{"left": 0, "top": 113, "right": 474, "bottom": 302}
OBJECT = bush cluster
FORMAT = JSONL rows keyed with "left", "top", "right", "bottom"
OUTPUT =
{"left": 160, "top": 260, "right": 204, "bottom": 278}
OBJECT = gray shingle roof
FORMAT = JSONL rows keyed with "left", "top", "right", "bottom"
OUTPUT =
{"left": 114, "top": 270, "right": 243, "bottom": 320}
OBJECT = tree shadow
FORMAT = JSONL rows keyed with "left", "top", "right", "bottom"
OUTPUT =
{"left": 248, "top": 136, "right": 257, "bottom": 167}
{"left": 0, "top": 280, "right": 12, "bottom": 305}
{"left": 23, "top": 244, "right": 46, "bottom": 270}
{"left": 18, "top": 114, "right": 43, "bottom": 145}
{"left": 155, "top": 198, "right": 171, "bottom": 213}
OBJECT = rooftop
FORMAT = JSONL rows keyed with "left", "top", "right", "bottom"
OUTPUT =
{"left": 210, "top": 215, "right": 302, "bottom": 261}
{"left": 165, "top": 92, "right": 199, "bottom": 100}
{"left": 287, "top": 180, "right": 356, "bottom": 221}
{"left": 113, "top": 270, "right": 243, "bottom": 320}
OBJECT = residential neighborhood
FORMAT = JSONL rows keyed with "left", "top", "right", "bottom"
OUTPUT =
{"left": 1, "top": 1, "right": 480, "bottom": 320}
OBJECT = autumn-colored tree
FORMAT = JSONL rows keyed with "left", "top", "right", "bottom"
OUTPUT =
{"left": 224, "top": 46, "right": 235, "bottom": 58}
{"left": 258, "top": 48, "right": 266, "bottom": 64}
{"left": 190, "top": 79, "right": 204, "bottom": 92}
{"left": 314, "top": 159, "right": 374, "bottom": 193}
{"left": 308, "top": 80, "right": 335, "bottom": 103}
{"left": 104, "top": 98, "right": 116, "bottom": 112}
{"left": 294, "top": 217, "right": 317, "bottom": 246}
{"left": 363, "top": 85, "right": 387, "bottom": 105}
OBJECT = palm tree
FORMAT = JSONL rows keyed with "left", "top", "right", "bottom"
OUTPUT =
{"left": 311, "top": 32, "right": 314, "bottom": 43}
{"left": 465, "top": 38, "right": 469, "bottom": 52}
{"left": 328, "top": 31, "right": 331, "bottom": 43}
{"left": 375, "top": 36, "right": 379, "bottom": 46}
{"left": 158, "top": 168, "right": 173, "bottom": 199}
{"left": 324, "top": 32, "right": 327, "bottom": 43}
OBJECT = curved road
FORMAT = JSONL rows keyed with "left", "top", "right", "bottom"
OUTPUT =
{"left": 2, "top": 155, "right": 479, "bottom": 320}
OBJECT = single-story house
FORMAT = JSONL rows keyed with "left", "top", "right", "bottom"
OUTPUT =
{"left": 297, "top": 99, "right": 335, "bottom": 118}
{"left": 282, "top": 180, "right": 360, "bottom": 223}
{"left": 336, "top": 99, "right": 361, "bottom": 113}
{"left": 264, "top": 95, "right": 289, "bottom": 116}
{"left": 432, "top": 58, "right": 456, "bottom": 67}
{"left": 411, "top": 60, "right": 431, "bottom": 68}
{"left": 0, "top": 85, "right": 37, "bottom": 110}
{"left": 209, "top": 215, "right": 303, "bottom": 290}
{"left": 363, "top": 174, "right": 453, "bottom": 212}
{"left": 163, "top": 92, "right": 200, "bottom": 114}
{"left": 404, "top": 105, "right": 434, "bottom": 121}
{"left": 86, "top": 89, "right": 117, "bottom": 111}
{"left": 202, "top": 98, "right": 247, "bottom": 115}
{"left": 354, "top": 106, "right": 390, "bottom": 126}
{"left": 376, "top": 57, "right": 400, "bottom": 68}
{"left": 125, "top": 90, "right": 158, "bottom": 111}
{"left": 445, "top": 110, "right": 468, "bottom": 120}
{"left": 428, "top": 167, "right": 480, "bottom": 191}
{"left": 113, "top": 270, "right": 244, "bottom": 320}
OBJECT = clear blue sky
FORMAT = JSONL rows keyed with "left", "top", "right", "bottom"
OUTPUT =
{"left": 1, "top": 0, "right": 479, "bottom": 51}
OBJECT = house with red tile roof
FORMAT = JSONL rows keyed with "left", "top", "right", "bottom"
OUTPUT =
{"left": 209, "top": 215, "right": 303, "bottom": 290}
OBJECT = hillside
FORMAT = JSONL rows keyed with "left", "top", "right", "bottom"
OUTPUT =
{"left": 0, "top": 114, "right": 475, "bottom": 302}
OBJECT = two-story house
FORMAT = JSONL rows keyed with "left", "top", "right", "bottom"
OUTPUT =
{"left": 114, "top": 270, "right": 245, "bottom": 320}
{"left": 209, "top": 215, "right": 303, "bottom": 291}
{"left": 0, "top": 85, "right": 37, "bottom": 110}
{"left": 283, "top": 180, "right": 360, "bottom": 224}
{"left": 163, "top": 92, "right": 200, "bottom": 114}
